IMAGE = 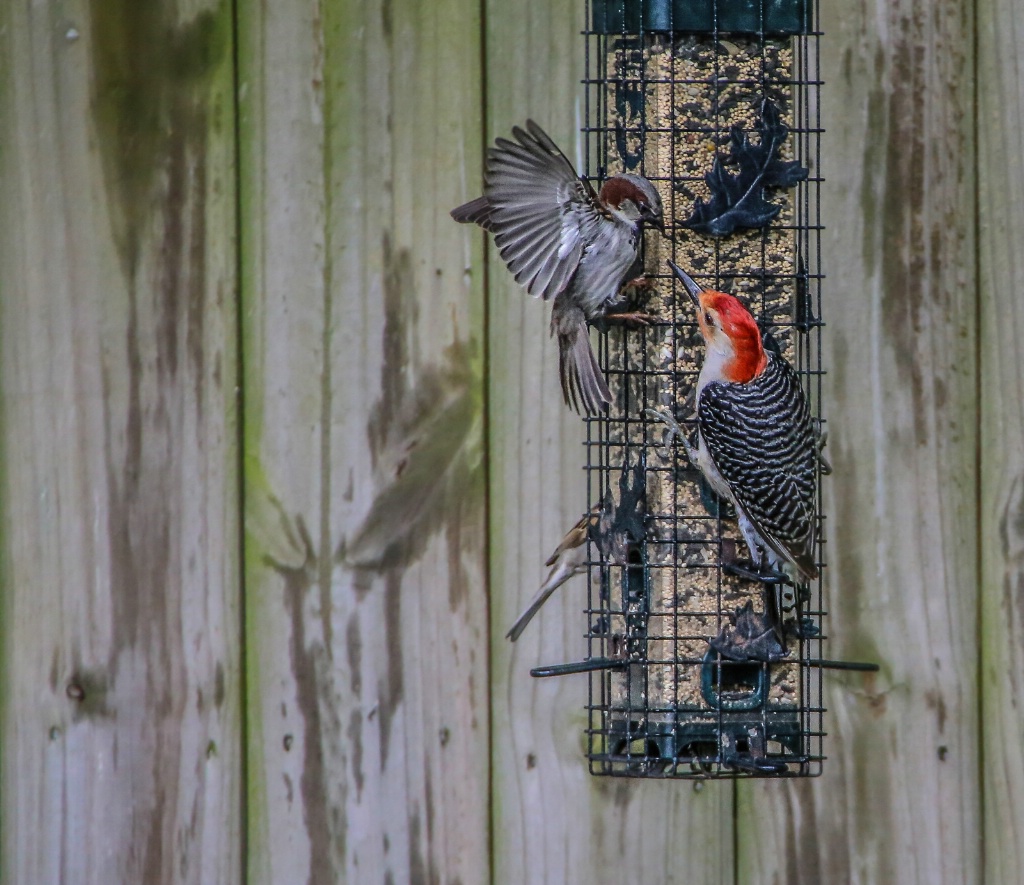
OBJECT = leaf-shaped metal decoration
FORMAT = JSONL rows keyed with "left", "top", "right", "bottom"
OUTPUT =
{"left": 683, "top": 98, "right": 809, "bottom": 237}
{"left": 794, "top": 253, "right": 820, "bottom": 332}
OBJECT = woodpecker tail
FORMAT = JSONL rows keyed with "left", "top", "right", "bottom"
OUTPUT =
{"left": 559, "top": 323, "right": 611, "bottom": 415}
{"left": 761, "top": 523, "right": 819, "bottom": 581}
{"left": 790, "top": 545, "right": 819, "bottom": 582}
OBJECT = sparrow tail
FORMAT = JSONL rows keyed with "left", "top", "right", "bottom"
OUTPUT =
{"left": 506, "top": 563, "right": 575, "bottom": 642}
{"left": 559, "top": 323, "right": 611, "bottom": 415}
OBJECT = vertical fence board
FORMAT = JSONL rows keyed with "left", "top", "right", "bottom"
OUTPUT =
{"left": 238, "top": 0, "right": 489, "bottom": 882}
{"left": 0, "top": 2, "right": 242, "bottom": 883}
{"left": 739, "top": 1, "right": 979, "bottom": 883}
{"left": 483, "top": 3, "right": 735, "bottom": 883}
{"left": 979, "top": 0, "right": 1024, "bottom": 881}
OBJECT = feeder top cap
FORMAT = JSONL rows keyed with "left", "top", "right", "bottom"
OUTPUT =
{"left": 590, "top": 0, "right": 813, "bottom": 37}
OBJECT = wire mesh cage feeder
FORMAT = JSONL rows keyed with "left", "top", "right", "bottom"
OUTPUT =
{"left": 530, "top": 0, "right": 875, "bottom": 779}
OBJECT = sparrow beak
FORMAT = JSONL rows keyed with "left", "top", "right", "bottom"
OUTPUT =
{"left": 641, "top": 206, "right": 666, "bottom": 235}
{"left": 667, "top": 260, "right": 703, "bottom": 307}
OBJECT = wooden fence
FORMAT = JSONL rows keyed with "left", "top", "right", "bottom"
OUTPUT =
{"left": 0, "top": 0, "right": 1019, "bottom": 882}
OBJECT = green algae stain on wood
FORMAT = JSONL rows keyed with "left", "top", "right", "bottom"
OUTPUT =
{"left": 342, "top": 234, "right": 485, "bottom": 599}
{"left": 238, "top": 0, "right": 489, "bottom": 880}
{"left": 89, "top": 3, "right": 229, "bottom": 275}
{"left": 1, "top": 1, "right": 243, "bottom": 882}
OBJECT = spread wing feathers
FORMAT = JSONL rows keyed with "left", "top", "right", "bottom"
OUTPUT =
{"left": 450, "top": 195, "right": 496, "bottom": 231}
{"left": 698, "top": 354, "right": 819, "bottom": 577}
{"left": 559, "top": 322, "right": 612, "bottom": 415}
{"left": 485, "top": 121, "right": 606, "bottom": 301}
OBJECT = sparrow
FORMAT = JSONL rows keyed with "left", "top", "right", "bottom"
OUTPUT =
{"left": 452, "top": 120, "right": 665, "bottom": 415}
{"left": 506, "top": 503, "right": 602, "bottom": 642}
{"left": 506, "top": 459, "right": 650, "bottom": 641}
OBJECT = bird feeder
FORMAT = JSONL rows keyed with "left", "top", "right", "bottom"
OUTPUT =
{"left": 531, "top": 0, "right": 878, "bottom": 779}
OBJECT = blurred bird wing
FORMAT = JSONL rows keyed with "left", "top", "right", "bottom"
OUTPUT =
{"left": 485, "top": 120, "right": 606, "bottom": 301}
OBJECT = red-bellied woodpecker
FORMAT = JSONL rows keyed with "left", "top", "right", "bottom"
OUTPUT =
{"left": 667, "top": 260, "right": 819, "bottom": 583}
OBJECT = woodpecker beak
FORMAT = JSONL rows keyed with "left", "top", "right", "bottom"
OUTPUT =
{"left": 667, "top": 260, "right": 703, "bottom": 307}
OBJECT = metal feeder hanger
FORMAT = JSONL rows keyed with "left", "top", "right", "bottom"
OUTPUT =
{"left": 532, "top": 0, "right": 877, "bottom": 778}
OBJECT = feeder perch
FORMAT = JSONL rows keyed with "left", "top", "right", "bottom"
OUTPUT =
{"left": 556, "top": 0, "right": 840, "bottom": 778}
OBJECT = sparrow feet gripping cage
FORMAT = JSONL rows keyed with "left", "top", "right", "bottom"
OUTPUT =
{"left": 532, "top": 0, "right": 874, "bottom": 779}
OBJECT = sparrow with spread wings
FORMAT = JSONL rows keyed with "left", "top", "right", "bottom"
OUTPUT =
{"left": 452, "top": 121, "right": 665, "bottom": 415}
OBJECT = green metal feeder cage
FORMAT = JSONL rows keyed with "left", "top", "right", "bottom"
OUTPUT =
{"left": 533, "top": 0, "right": 876, "bottom": 779}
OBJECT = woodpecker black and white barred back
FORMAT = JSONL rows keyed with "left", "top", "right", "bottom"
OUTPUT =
{"left": 668, "top": 260, "right": 819, "bottom": 581}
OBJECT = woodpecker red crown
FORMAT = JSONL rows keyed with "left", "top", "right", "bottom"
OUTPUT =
{"left": 701, "top": 290, "right": 766, "bottom": 383}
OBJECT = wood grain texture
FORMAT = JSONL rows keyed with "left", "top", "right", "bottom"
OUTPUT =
{"left": 238, "top": 0, "right": 489, "bottom": 882}
{"left": 1, "top": 1, "right": 1010, "bottom": 881}
{"left": 978, "top": 0, "right": 1024, "bottom": 880}
{"left": 739, "top": 1, "right": 979, "bottom": 883}
{"left": 0, "top": 2, "right": 242, "bottom": 883}
{"left": 482, "top": 3, "right": 735, "bottom": 883}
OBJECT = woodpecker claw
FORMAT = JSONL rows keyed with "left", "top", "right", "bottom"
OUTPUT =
{"left": 816, "top": 427, "right": 833, "bottom": 475}
{"left": 643, "top": 407, "right": 695, "bottom": 463}
{"left": 644, "top": 407, "right": 681, "bottom": 459}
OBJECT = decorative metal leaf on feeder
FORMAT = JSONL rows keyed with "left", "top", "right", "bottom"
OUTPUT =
{"left": 710, "top": 600, "right": 788, "bottom": 663}
{"left": 593, "top": 459, "right": 647, "bottom": 564}
{"left": 794, "top": 253, "right": 819, "bottom": 332}
{"left": 577, "top": 6, "right": 867, "bottom": 779}
{"left": 682, "top": 99, "right": 809, "bottom": 237}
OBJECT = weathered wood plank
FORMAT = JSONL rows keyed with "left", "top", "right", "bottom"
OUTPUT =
{"left": 0, "top": 2, "right": 242, "bottom": 883}
{"left": 739, "top": 1, "right": 979, "bottom": 882}
{"left": 483, "top": 3, "right": 735, "bottom": 883}
{"left": 238, "top": 0, "right": 489, "bottom": 882}
{"left": 978, "top": 0, "right": 1024, "bottom": 880}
